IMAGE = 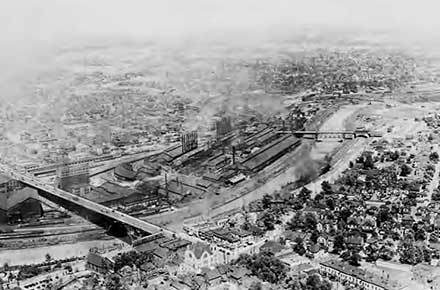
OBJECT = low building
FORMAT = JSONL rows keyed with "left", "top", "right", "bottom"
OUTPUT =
{"left": 159, "top": 179, "right": 206, "bottom": 198}
{"left": 240, "top": 135, "right": 300, "bottom": 172}
{"left": 86, "top": 182, "right": 148, "bottom": 207}
{"left": 319, "top": 260, "right": 405, "bottom": 290}
{"left": 86, "top": 250, "right": 114, "bottom": 274}
{"left": 0, "top": 186, "right": 42, "bottom": 224}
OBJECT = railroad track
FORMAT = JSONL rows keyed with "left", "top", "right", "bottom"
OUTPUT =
{"left": 0, "top": 228, "right": 105, "bottom": 240}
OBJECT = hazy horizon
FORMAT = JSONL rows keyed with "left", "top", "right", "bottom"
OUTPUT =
{"left": 3, "top": 0, "right": 440, "bottom": 50}
{"left": 1, "top": 0, "right": 440, "bottom": 102}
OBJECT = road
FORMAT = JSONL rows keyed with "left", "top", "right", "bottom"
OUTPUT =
{"left": 0, "top": 164, "right": 176, "bottom": 237}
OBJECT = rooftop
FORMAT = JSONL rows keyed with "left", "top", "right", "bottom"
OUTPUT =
{"left": 0, "top": 174, "right": 11, "bottom": 184}
{"left": 321, "top": 260, "right": 404, "bottom": 290}
{"left": 241, "top": 135, "right": 300, "bottom": 171}
{"left": 0, "top": 187, "right": 40, "bottom": 211}
{"left": 188, "top": 242, "right": 212, "bottom": 259}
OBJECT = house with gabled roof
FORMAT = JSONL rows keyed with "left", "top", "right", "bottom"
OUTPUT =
{"left": 181, "top": 242, "right": 215, "bottom": 273}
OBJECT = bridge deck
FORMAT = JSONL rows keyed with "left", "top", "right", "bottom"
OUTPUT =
{"left": 0, "top": 165, "right": 174, "bottom": 237}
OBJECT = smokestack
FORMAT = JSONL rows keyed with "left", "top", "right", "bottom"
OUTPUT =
{"left": 232, "top": 146, "right": 236, "bottom": 165}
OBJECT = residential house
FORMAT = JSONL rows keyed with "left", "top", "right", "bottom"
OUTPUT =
{"left": 86, "top": 251, "right": 114, "bottom": 274}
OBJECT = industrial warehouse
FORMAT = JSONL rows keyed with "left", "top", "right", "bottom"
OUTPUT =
{"left": 0, "top": 174, "right": 43, "bottom": 224}
{"left": 146, "top": 117, "right": 303, "bottom": 202}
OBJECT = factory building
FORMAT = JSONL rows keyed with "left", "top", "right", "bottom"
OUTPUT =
{"left": 159, "top": 179, "right": 207, "bottom": 198}
{"left": 57, "top": 162, "right": 91, "bottom": 195}
{"left": 0, "top": 175, "right": 42, "bottom": 224}
{"left": 240, "top": 135, "right": 301, "bottom": 172}
{"left": 155, "top": 144, "right": 185, "bottom": 164}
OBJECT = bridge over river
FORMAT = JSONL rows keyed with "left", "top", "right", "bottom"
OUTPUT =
{"left": 0, "top": 164, "right": 175, "bottom": 243}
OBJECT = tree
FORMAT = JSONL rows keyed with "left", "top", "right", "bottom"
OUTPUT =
{"left": 304, "top": 213, "right": 317, "bottom": 231}
{"left": 262, "top": 194, "right": 273, "bottom": 209}
{"left": 285, "top": 278, "right": 303, "bottom": 290}
{"left": 305, "top": 273, "right": 332, "bottom": 290}
{"left": 45, "top": 253, "right": 52, "bottom": 262}
{"left": 314, "top": 193, "right": 324, "bottom": 202}
{"left": 379, "top": 246, "right": 395, "bottom": 261}
{"left": 260, "top": 211, "right": 276, "bottom": 231}
{"left": 321, "top": 163, "right": 331, "bottom": 175}
{"left": 236, "top": 252, "right": 287, "bottom": 284}
{"left": 376, "top": 207, "right": 391, "bottom": 226}
{"left": 399, "top": 235, "right": 423, "bottom": 265}
{"left": 423, "top": 246, "right": 432, "bottom": 263}
{"left": 363, "top": 154, "right": 375, "bottom": 169}
{"left": 339, "top": 208, "right": 352, "bottom": 223}
{"left": 430, "top": 151, "right": 439, "bottom": 162}
{"left": 298, "top": 187, "right": 312, "bottom": 201}
{"left": 287, "top": 212, "right": 304, "bottom": 231}
{"left": 325, "top": 198, "right": 335, "bottom": 210}
{"left": 106, "top": 274, "right": 126, "bottom": 290}
{"left": 365, "top": 243, "right": 379, "bottom": 262}
{"left": 293, "top": 237, "right": 306, "bottom": 256}
{"left": 91, "top": 274, "right": 99, "bottom": 288}
{"left": 433, "top": 191, "right": 440, "bottom": 201}
{"left": 113, "top": 251, "right": 154, "bottom": 272}
{"left": 18, "top": 265, "right": 41, "bottom": 280}
{"left": 333, "top": 234, "right": 346, "bottom": 254}
{"left": 400, "top": 164, "right": 412, "bottom": 177}
{"left": 344, "top": 251, "right": 362, "bottom": 267}
{"left": 321, "top": 181, "right": 333, "bottom": 195}
{"left": 310, "top": 230, "right": 320, "bottom": 244}
{"left": 415, "top": 228, "right": 426, "bottom": 241}
{"left": 390, "top": 150, "right": 400, "bottom": 161}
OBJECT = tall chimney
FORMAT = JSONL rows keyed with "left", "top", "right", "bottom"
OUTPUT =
{"left": 232, "top": 146, "right": 236, "bottom": 165}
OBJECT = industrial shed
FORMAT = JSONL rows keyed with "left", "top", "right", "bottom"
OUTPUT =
{"left": 0, "top": 187, "right": 43, "bottom": 224}
{"left": 241, "top": 135, "right": 300, "bottom": 172}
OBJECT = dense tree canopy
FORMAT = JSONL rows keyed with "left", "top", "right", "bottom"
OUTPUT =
{"left": 113, "top": 251, "right": 154, "bottom": 272}
{"left": 236, "top": 252, "right": 287, "bottom": 284}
